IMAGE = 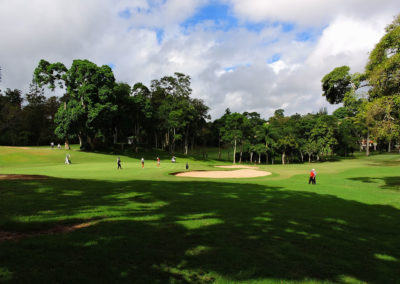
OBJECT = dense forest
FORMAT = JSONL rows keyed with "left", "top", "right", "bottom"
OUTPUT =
{"left": 0, "top": 14, "right": 399, "bottom": 164}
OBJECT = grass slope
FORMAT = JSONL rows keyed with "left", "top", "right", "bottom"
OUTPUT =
{"left": 1, "top": 146, "right": 400, "bottom": 283}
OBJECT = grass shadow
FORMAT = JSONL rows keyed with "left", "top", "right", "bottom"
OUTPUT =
{"left": 0, "top": 178, "right": 400, "bottom": 283}
{"left": 349, "top": 176, "right": 400, "bottom": 190}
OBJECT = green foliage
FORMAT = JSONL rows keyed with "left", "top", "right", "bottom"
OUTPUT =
{"left": 321, "top": 66, "right": 352, "bottom": 104}
{"left": 366, "top": 14, "right": 400, "bottom": 98}
{"left": 365, "top": 96, "right": 400, "bottom": 148}
{"left": 34, "top": 59, "right": 117, "bottom": 149}
{"left": 0, "top": 85, "right": 59, "bottom": 146}
{"left": 34, "top": 59, "right": 67, "bottom": 90}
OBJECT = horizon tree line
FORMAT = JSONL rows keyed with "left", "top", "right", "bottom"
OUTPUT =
{"left": 0, "top": 14, "right": 399, "bottom": 164}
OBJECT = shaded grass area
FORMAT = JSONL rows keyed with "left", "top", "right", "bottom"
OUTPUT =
{"left": 1, "top": 178, "right": 400, "bottom": 283}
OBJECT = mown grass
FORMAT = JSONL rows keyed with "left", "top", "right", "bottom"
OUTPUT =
{"left": 0, "top": 146, "right": 400, "bottom": 283}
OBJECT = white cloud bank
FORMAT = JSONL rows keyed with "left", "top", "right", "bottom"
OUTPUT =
{"left": 0, "top": 0, "right": 398, "bottom": 119}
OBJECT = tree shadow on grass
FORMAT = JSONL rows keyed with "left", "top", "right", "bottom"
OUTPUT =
{"left": 349, "top": 176, "right": 400, "bottom": 190}
{"left": 0, "top": 178, "right": 400, "bottom": 283}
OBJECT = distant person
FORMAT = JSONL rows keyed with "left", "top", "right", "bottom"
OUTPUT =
{"left": 141, "top": 157, "right": 144, "bottom": 168}
{"left": 65, "top": 154, "right": 71, "bottom": 165}
{"left": 309, "top": 169, "right": 316, "bottom": 184}
{"left": 186, "top": 162, "right": 189, "bottom": 170}
{"left": 57, "top": 143, "right": 61, "bottom": 150}
{"left": 312, "top": 169, "right": 317, "bottom": 184}
{"left": 117, "top": 157, "right": 122, "bottom": 169}
{"left": 171, "top": 156, "right": 176, "bottom": 163}
{"left": 50, "top": 142, "right": 54, "bottom": 149}
{"left": 157, "top": 156, "right": 160, "bottom": 167}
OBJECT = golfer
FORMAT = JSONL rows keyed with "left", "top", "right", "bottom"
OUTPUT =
{"left": 65, "top": 154, "right": 71, "bottom": 164}
{"left": 157, "top": 156, "right": 160, "bottom": 167}
{"left": 141, "top": 157, "right": 144, "bottom": 168}
{"left": 312, "top": 169, "right": 317, "bottom": 184}
{"left": 117, "top": 157, "right": 122, "bottom": 169}
{"left": 308, "top": 169, "right": 315, "bottom": 184}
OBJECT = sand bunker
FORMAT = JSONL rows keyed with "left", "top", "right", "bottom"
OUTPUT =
{"left": 214, "top": 165, "right": 259, "bottom": 169}
{"left": 174, "top": 169, "right": 271, "bottom": 178}
{"left": 0, "top": 174, "right": 49, "bottom": 180}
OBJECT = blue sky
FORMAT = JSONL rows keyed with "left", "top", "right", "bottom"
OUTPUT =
{"left": 0, "top": 0, "right": 396, "bottom": 119}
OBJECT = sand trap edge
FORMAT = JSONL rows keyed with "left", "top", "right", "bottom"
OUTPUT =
{"left": 171, "top": 169, "right": 271, "bottom": 179}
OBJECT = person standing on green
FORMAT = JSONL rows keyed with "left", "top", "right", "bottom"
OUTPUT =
{"left": 117, "top": 157, "right": 122, "bottom": 169}
{"left": 312, "top": 169, "right": 317, "bottom": 184}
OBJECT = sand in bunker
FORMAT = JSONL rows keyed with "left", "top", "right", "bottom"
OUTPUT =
{"left": 175, "top": 169, "right": 271, "bottom": 178}
{"left": 214, "top": 165, "right": 258, "bottom": 169}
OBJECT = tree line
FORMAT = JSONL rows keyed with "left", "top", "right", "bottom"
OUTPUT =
{"left": 321, "top": 14, "right": 400, "bottom": 157}
{"left": 0, "top": 14, "right": 399, "bottom": 164}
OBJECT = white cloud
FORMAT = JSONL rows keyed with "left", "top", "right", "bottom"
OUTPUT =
{"left": 307, "top": 15, "right": 389, "bottom": 72}
{"left": 227, "top": 0, "right": 399, "bottom": 27}
{"left": 0, "top": 0, "right": 398, "bottom": 121}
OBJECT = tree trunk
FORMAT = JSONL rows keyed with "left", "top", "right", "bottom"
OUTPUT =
{"left": 250, "top": 152, "right": 253, "bottom": 163}
{"left": 308, "top": 154, "right": 311, "bottom": 163}
{"left": 184, "top": 126, "right": 189, "bottom": 155}
{"left": 282, "top": 151, "right": 285, "bottom": 165}
{"left": 388, "top": 140, "right": 392, "bottom": 153}
{"left": 78, "top": 134, "right": 82, "bottom": 148}
{"left": 134, "top": 123, "right": 139, "bottom": 145}
{"left": 87, "top": 135, "right": 95, "bottom": 150}
{"left": 218, "top": 138, "right": 221, "bottom": 160}
{"left": 166, "top": 130, "right": 171, "bottom": 153}
{"left": 113, "top": 127, "right": 118, "bottom": 144}
{"left": 300, "top": 150, "right": 304, "bottom": 163}
{"left": 258, "top": 153, "right": 261, "bottom": 164}
{"left": 366, "top": 131, "right": 370, "bottom": 156}
{"left": 233, "top": 139, "right": 237, "bottom": 164}
{"left": 173, "top": 128, "right": 176, "bottom": 154}
{"left": 65, "top": 137, "right": 70, "bottom": 150}
{"left": 238, "top": 143, "right": 243, "bottom": 163}
{"left": 266, "top": 152, "right": 269, "bottom": 165}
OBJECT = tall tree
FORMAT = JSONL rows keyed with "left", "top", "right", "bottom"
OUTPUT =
{"left": 34, "top": 59, "right": 117, "bottom": 150}
{"left": 321, "top": 66, "right": 352, "bottom": 104}
{"left": 0, "top": 89, "right": 25, "bottom": 145}
{"left": 366, "top": 14, "right": 400, "bottom": 99}
{"left": 220, "top": 112, "right": 247, "bottom": 164}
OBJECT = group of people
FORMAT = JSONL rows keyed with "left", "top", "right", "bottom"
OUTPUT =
{"left": 117, "top": 156, "right": 181, "bottom": 169}
{"left": 309, "top": 168, "right": 317, "bottom": 184}
{"left": 51, "top": 142, "right": 61, "bottom": 149}
{"left": 65, "top": 154, "right": 184, "bottom": 169}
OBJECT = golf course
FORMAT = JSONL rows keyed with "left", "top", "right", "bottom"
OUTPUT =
{"left": 1, "top": 146, "right": 400, "bottom": 283}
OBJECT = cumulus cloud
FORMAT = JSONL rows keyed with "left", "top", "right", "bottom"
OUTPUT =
{"left": 227, "top": 0, "right": 399, "bottom": 27}
{"left": 0, "top": 0, "right": 398, "bottom": 120}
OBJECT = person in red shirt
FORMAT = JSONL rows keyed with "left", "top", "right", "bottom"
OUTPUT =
{"left": 309, "top": 169, "right": 315, "bottom": 184}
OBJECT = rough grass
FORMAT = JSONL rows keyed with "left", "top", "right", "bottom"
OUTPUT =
{"left": 0, "top": 146, "right": 400, "bottom": 283}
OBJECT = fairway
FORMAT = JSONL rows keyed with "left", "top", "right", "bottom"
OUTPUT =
{"left": 1, "top": 146, "right": 400, "bottom": 283}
